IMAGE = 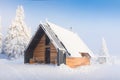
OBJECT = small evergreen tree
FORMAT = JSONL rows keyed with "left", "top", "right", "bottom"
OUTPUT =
{"left": 3, "top": 6, "right": 31, "bottom": 59}
{"left": 97, "top": 37, "right": 110, "bottom": 64}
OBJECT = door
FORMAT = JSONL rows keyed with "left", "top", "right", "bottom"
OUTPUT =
{"left": 45, "top": 48, "right": 50, "bottom": 64}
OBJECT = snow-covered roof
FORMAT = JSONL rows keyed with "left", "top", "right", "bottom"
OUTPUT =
{"left": 44, "top": 21, "right": 94, "bottom": 57}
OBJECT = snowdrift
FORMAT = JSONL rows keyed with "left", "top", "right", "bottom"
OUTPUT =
{"left": 0, "top": 58, "right": 120, "bottom": 80}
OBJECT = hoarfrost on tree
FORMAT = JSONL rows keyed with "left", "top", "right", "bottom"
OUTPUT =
{"left": 3, "top": 5, "right": 31, "bottom": 58}
{"left": 97, "top": 37, "right": 111, "bottom": 64}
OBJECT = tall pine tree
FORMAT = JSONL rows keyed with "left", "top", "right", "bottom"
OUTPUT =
{"left": 3, "top": 6, "right": 31, "bottom": 59}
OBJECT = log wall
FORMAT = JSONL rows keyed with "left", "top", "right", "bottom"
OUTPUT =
{"left": 33, "top": 35, "right": 46, "bottom": 63}
{"left": 50, "top": 44, "right": 57, "bottom": 64}
{"left": 66, "top": 57, "right": 90, "bottom": 68}
{"left": 31, "top": 34, "right": 57, "bottom": 64}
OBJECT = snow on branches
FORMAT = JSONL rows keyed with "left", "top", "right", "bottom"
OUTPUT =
{"left": 3, "top": 6, "right": 31, "bottom": 59}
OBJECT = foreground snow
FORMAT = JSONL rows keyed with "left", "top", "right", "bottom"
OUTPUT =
{"left": 0, "top": 58, "right": 120, "bottom": 80}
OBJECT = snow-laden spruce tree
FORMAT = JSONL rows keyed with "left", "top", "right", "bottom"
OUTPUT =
{"left": 3, "top": 6, "right": 31, "bottom": 59}
{"left": 97, "top": 37, "right": 110, "bottom": 64}
{"left": 0, "top": 16, "right": 2, "bottom": 53}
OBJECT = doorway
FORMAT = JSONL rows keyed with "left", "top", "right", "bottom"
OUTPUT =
{"left": 45, "top": 48, "right": 50, "bottom": 64}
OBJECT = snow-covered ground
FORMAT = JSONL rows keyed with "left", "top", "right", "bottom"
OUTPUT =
{"left": 0, "top": 57, "right": 120, "bottom": 80}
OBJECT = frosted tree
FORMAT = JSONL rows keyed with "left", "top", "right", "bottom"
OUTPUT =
{"left": 97, "top": 37, "right": 110, "bottom": 64}
{"left": 100, "top": 38, "right": 110, "bottom": 57}
{"left": 3, "top": 6, "right": 31, "bottom": 59}
{"left": 0, "top": 16, "right": 2, "bottom": 53}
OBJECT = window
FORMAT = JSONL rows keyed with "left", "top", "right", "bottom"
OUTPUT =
{"left": 80, "top": 52, "right": 91, "bottom": 58}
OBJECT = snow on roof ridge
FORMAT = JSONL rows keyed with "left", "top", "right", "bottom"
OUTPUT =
{"left": 45, "top": 20, "right": 94, "bottom": 57}
{"left": 45, "top": 20, "right": 76, "bottom": 33}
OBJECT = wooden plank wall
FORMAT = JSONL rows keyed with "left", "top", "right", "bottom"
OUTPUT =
{"left": 33, "top": 35, "right": 46, "bottom": 63}
{"left": 50, "top": 44, "right": 57, "bottom": 64}
{"left": 31, "top": 34, "right": 57, "bottom": 64}
{"left": 66, "top": 57, "right": 90, "bottom": 68}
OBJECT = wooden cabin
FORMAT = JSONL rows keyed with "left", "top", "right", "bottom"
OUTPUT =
{"left": 24, "top": 21, "right": 94, "bottom": 68}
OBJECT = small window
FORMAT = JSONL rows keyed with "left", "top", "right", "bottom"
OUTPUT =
{"left": 80, "top": 52, "right": 91, "bottom": 58}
